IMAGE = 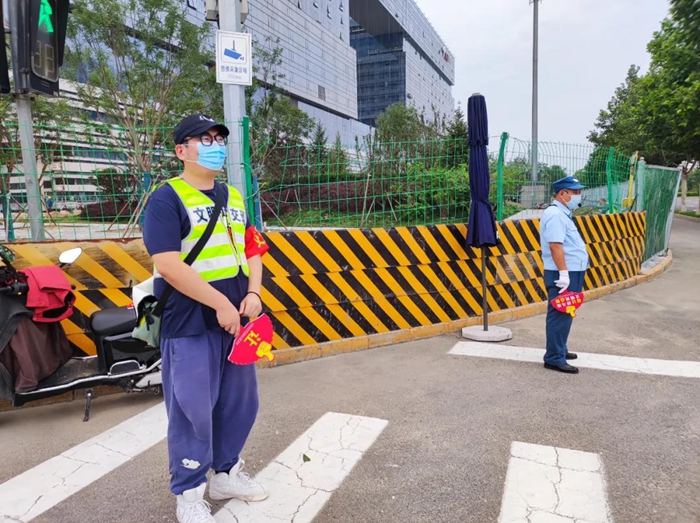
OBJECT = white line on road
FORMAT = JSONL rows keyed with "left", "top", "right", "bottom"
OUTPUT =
{"left": 215, "top": 412, "right": 389, "bottom": 523}
{"left": 499, "top": 442, "right": 613, "bottom": 523}
{"left": 0, "top": 402, "right": 167, "bottom": 522}
{"left": 449, "top": 341, "right": 700, "bottom": 378}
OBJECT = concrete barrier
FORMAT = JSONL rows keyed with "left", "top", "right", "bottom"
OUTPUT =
{"left": 0, "top": 212, "right": 656, "bottom": 410}
{"left": 4, "top": 213, "right": 646, "bottom": 357}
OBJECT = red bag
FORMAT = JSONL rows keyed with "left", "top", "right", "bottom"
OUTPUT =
{"left": 19, "top": 266, "right": 75, "bottom": 323}
{"left": 228, "top": 314, "right": 275, "bottom": 365}
{"left": 551, "top": 291, "right": 584, "bottom": 318}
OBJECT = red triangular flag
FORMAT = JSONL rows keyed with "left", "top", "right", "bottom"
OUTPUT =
{"left": 551, "top": 291, "right": 585, "bottom": 318}
{"left": 228, "top": 314, "right": 275, "bottom": 365}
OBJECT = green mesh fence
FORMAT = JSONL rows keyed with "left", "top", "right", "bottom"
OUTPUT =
{"left": 257, "top": 136, "right": 471, "bottom": 229}
{"left": 636, "top": 162, "right": 681, "bottom": 261}
{"left": 495, "top": 134, "right": 633, "bottom": 220}
{"left": 0, "top": 120, "right": 247, "bottom": 242}
{"left": 1, "top": 116, "right": 677, "bottom": 243}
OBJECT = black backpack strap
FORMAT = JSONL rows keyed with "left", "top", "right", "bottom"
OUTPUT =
{"left": 153, "top": 183, "right": 227, "bottom": 317}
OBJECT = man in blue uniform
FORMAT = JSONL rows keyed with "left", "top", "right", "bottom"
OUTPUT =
{"left": 144, "top": 114, "right": 270, "bottom": 523}
{"left": 539, "top": 176, "right": 589, "bottom": 374}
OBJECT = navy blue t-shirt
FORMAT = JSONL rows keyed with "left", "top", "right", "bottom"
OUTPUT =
{"left": 143, "top": 182, "right": 249, "bottom": 339}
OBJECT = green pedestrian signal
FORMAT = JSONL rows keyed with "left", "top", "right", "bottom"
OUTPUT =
{"left": 38, "top": 0, "right": 55, "bottom": 34}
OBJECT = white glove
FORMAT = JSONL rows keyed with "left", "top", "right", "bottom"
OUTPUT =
{"left": 554, "top": 270, "right": 570, "bottom": 294}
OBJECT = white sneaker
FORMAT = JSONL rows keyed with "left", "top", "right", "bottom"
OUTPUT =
{"left": 176, "top": 483, "right": 215, "bottom": 523}
{"left": 209, "top": 459, "right": 269, "bottom": 502}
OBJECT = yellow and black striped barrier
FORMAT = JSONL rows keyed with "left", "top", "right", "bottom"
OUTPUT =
{"left": 5, "top": 212, "right": 646, "bottom": 355}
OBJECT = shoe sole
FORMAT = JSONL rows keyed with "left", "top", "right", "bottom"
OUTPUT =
{"left": 209, "top": 490, "right": 270, "bottom": 502}
{"left": 544, "top": 364, "right": 579, "bottom": 374}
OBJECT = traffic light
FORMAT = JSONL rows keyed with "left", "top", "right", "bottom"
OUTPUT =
{"left": 9, "top": 0, "right": 70, "bottom": 97}
{"left": 1, "top": 0, "right": 11, "bottom": 94}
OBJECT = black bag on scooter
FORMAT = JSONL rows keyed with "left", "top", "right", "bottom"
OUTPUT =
{"left": 133, "top": 183, "right": 226, "bottom": 348}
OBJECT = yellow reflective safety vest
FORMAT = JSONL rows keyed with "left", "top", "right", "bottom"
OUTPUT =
{"left": 153, "top": 177, "right": 249, "bottom": 282}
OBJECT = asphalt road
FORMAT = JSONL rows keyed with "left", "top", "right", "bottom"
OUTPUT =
{"left": 1, "top": 218, "right": 699, "bottom": 523}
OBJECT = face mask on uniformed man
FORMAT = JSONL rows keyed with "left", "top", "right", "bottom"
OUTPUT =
{"left": 566, "top": 194, "right": 582, "bottom": 210}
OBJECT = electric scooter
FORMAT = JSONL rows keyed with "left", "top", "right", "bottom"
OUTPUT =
{"left": 0, "top": 245, "right": 162, "bottom": 421}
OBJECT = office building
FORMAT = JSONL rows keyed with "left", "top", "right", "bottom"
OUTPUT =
{"left": 349, "top": 0, "right": 455, "bottom": 127}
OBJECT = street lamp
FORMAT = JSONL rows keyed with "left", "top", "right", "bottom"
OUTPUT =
{"left": 531, "top": 0, "right": 540, "bottom": 183}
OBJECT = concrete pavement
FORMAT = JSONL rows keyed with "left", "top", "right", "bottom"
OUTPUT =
{"left": 1, "top": 218, "right": 699, "bottom": 523}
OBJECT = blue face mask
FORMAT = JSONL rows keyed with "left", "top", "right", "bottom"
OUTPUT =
{"left": 195, "top": 142, "right": 227, "bottom": 171}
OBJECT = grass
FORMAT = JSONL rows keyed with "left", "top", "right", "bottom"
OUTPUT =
{"left": 675, "top": 210, "right": 700, "bottom": 219}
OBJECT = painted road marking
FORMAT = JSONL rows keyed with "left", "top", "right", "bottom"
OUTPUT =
{"left": 449, "top": 341, "right": 700, "bottom": 378}
{"left": 215, "top": 412, "right": 388, "bottom": 523}
{"left": 499, "top": 442, "right": 613, "bottom": 523}
{"left": 0, "top": 403, "right": 168, "bottom": 522}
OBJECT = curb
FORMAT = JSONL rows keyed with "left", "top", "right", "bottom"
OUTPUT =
{"left": 258, "top": 251, "right": 674, "bottom": 369}
{"left": 674, "top": 213, "right": 700, "bottom": 222}
{"left": 1, "top": 253, "right": 674, "bottom": 412}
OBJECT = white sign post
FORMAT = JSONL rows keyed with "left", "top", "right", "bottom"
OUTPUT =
{"left": 215, "top": 5, "right": 251, "bottom": 202}
{"left": 216, "top": 31, "right": 253, "bottom": 86}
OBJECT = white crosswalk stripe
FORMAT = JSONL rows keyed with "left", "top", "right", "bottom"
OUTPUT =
{"left": 0, "top": 406, "right": 387, "bottom": 523}
{"left": 449, "top": 341, "right": 700, "bottom": 378}
{"left": 498, "top": 442, "right": 613, "bottom": 523}
{"left": 215, "top": 413, "right": 388, "bottom": 523}
{"left": 0, "top": 403, "right": 167, "bottom": 522}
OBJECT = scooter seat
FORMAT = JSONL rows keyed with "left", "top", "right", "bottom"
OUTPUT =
{"left": 90, "top": 307, "right": 137, "bottom": 336}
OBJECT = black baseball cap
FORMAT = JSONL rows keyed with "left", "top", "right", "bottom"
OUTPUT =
{"left": 174, "top": 114, "right": 230, "bottom": 145}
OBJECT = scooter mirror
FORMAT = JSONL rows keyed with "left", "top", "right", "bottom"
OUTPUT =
{"left": 59, "top": 247, "right": 83, "bottom": 265}
{"left": 0, "top": 245, "right": 15, "bottom": 264}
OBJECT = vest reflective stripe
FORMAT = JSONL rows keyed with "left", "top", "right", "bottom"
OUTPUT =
{"left": 154, "top": 178, "right": 249, "bottom": 282}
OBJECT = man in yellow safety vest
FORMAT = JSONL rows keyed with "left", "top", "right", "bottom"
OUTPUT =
{"left": 143, "top": 114, "right": 269, "bottom": 523}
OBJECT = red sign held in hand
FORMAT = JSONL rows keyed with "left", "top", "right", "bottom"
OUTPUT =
{"left": 551, "top": 291, "right": 585, "bottom": 318}
{"left": 228, "top": 314, "right": 275, "bottom": 365}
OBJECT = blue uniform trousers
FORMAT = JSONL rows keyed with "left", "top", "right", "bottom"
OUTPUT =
{"left": 544, "top": 270, "right": 586, "bottom": 367}
{"left": 161, "top": 330, "right": 259, "bottom": 495}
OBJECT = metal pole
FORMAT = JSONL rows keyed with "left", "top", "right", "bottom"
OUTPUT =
{"left": 531, "top": 0, "right": 539, "bottom": 183}
{"left": 220, "top": 0, "right": 248, "bottom": 200}
{"left": 481, "top": 247, "right": 489, "bottom": 331}
{"left": 16, "top": 96, "right": 45, "bottom": 241}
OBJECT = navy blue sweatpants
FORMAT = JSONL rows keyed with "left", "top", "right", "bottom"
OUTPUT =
{"left": 544, "top": 270, "right": 586, "bottom": 367}
{"left": 161, "top": 330, "right": 259, "bottom": 495}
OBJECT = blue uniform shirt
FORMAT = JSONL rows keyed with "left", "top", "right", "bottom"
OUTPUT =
{"left": 143, "top": 183, "right": 249, "bottom": 339}
{"left": 539, "top": 200, "right": 589, "bottom": 271}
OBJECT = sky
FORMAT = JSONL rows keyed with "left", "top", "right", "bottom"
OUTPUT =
{"left": 412, "top": 0, "right": 671, "bottom": 145}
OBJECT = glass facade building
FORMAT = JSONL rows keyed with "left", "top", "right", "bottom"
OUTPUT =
{"left": 349, "top": 0, "right": 455, "bottom": 127}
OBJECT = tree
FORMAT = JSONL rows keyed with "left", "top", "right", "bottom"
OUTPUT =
{"left": 588, "top": 66, "right": 648, "bottom": 157}
{"left": 309, "top": 122, "right": 329, "bottom": 177}
{"left": 445, "top": 105, "right": 468, "bottom": 169}
{"left": 64, "top": 0, "right": 220, "bottom": 188}
{"left": 0, "top": 83, "right": 75, "bottom": 237}
{"left": 641, "top": 16, "right": 699, "bottom": 210}
{"left": 245, "top": 37, "right": 315, "bottom": 184}
{"left": 375, "top": 103, "right": 424, "bottom": 144}
{"left": 589, "top": 4, "right": 700, "bottom": 212}
{"left": 329, "top": 132, "right": 349, "bottom": 179}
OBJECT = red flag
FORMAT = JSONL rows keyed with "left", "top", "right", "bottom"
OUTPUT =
{"left": 551, "top": 291, "right": 585, "bottom": 318}
{"left": 228, "top": 314, "right": 275, "bottom": 365}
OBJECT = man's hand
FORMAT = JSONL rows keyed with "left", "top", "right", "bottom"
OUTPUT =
{"left": 239, "top": 292, "right": 262, "bottom": 318}
{"left": 217, "top": 301, "right": 241, "bottom": 336}
{"left": 554, "top": 270, "right": 570, "bottom": 294}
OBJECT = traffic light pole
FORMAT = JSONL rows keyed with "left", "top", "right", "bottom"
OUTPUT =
{"left": 8, "top": 0, "right": 45, "bottom": 241}
{"left": 15, "top": 96, "right": 45, "bottom": 242}
{"left": 219, "top": 0, "right": 248, "bottom": 201}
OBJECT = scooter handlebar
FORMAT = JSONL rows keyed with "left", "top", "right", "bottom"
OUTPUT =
{"left": 0, "top": 281, "right": 29, "bottom": 295}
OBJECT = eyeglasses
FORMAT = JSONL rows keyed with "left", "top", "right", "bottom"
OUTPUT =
{"left": 183, "top": 133, "right": 228, "bottom": 146}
